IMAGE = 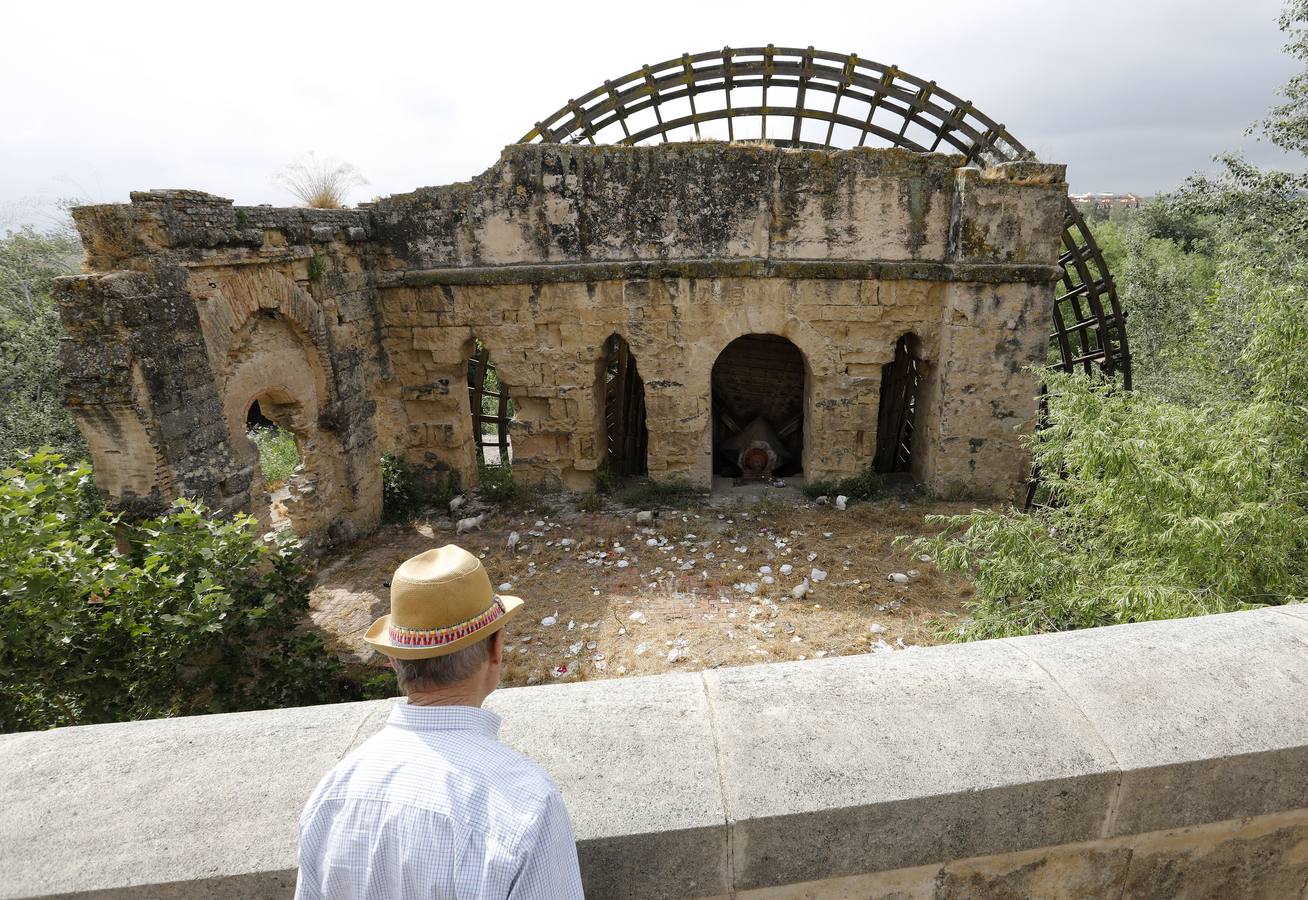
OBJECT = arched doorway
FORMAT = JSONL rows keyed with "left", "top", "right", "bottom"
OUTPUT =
{"left": 600, "top": 334, "right": 648, "bottom": 477}
{"left": 467, "top": 339, "right": 513, "bottom": 468}
{"left": 238, "top": 387, "right": 310, "bottom": 533}
{"left": 875, "top": 334, "right": 925, "bottom": 475}
{"left": 711, "top": 334, "right": 806, "bottom": 481}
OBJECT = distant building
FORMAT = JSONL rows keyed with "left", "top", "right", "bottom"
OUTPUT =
{"left": 1070, "top": 192, "right": 1143, "bottom": 212}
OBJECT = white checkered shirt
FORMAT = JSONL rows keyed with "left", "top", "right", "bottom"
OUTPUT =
{"left": 295, "top": 702, "right": 584, "bottom": 899}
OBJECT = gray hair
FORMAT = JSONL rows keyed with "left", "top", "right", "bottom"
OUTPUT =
{"left": 392, "top": 635, "right": 492, "bottom": 693}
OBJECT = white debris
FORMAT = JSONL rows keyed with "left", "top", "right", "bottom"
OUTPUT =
{"left": 758, "top": 565, "right": 773, "bottom": 575}
{"left": 869, "top": 623, "right": 887, "bottom": 634}
{"left": 816, "top": 495, "right": 831, "bottom": 505}
{"left": 629, "top": 611, "right": 647, "bottom": 623}
{"left": 762, "top": 575, "right": 775, "bottom": 585}
{"left": 907, "top": 569, "right": 920, "bottom": 578}
{"left": 737, "top": 582, "right": 760, "bottom": 594}
{"left": 506, "top": 531, "right": 520, "bottom": 552}
{"left": 498, "top": 582, "right": 513, "bottom": 592}
{"left": 810, "top": 568, "right": 828, "bottom": 583}
{"left": 635, "top": 642, "right": 650, "bottom": 655}
{"left": 888, "top": 572, "right": 910, "bottom": 584}
{"left": 636, "top": 510, "right": 654, "bottom": 525}
{"left": 835, "top": 495, "right": 848, "bottom": 511}
{"left": 586, "top": 641, "right": 597, "bottom": 651}
{"left": 569, "top": 642, "right": 583, "bottom": 656}
{"left": 918, "top": 553, "right": 933, "bottom": 563}
{"left": 667, "top": 648, "right": 683, "bottom": 663}
{"left": 807, "top": 552, "right": 818, "bottom": 562}
{"left": 551, "top": 665, "right": 569, "bottom": 678}
{"left": 779, "top": 563, "right": 794, "bottom": 576}
{"left": 617, "top": 559, "right": 630, "bottom": 569}
{"left": 791, "top": 579, "right": 810, "bottom": 600}
{"left": 455, "top": 513, "right": 486, "bottom": 534}
{"left": 646, "top": 538, "right": 660, "bottom": 547}
{"left": 540, "top": 615, "right": 557, "bottom": 627}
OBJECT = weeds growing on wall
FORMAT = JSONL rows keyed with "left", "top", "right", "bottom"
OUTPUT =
{"left": 249, "top": 426, "right": 299, "bottom": 490}
{"left": 0, "top": 451, "right": 353, "bottom": 732}
{"left": 802, "top": 466, "right": 886, "bottom": 502}
{"left": 477, "top": 463, "right": 517, "bottom": 504}
{"left": 381, "top": 453, "right": 453, "bottom": 523}
{"left": 616, "top": 477, "right": 702, "bottom": 509}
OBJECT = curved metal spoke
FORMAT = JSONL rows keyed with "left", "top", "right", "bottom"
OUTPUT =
{"left": 520, "top": 45, "right": 1130, "bottom": 385}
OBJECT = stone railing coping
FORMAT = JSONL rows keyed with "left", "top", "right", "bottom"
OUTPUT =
{"left": 2, "top": 605, "right": 1307, "bottom": 898}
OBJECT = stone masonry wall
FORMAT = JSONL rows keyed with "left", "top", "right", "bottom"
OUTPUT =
{"left": 55, "top": 145, "right": 1066, "bottom": 545}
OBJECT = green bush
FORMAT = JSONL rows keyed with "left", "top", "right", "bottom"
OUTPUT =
{"left": 0, "top": 450, "right": 345, "bottom": 733}
{"left": 904, "top": 327, "right": 1307, "bottom": 640}
{"left": 248, "top": 426, "right": 299, "bottom": 489}
{"left": 477, "top": 462, "right": 517, "bottom": 504}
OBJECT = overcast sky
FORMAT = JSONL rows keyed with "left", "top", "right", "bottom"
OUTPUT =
{"left": 1, "top": 0, "right": 1299, "bottom": 229}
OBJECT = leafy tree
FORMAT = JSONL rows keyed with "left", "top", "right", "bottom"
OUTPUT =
{"left": 0, "top": 225, "right": 85, "bottom": 465}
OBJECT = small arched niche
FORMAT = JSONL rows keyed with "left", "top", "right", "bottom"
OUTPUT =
{"left": 874, "top": 333, "right": 925, "bottom": 475}
{"left": 467, "top": 338, "right": 514, "bottom": 469}
{"left": 600, "top": 334, "right": 648, "bottom": 478}
{"left": 711, "top": 334, "right": 806, "bottom": 481}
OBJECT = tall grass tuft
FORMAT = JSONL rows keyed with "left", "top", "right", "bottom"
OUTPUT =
{"left": 275, "top": 154, "right": 368, "bottom": 209}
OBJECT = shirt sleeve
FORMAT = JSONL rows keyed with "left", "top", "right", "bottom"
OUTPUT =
{"left": 507, "top": 790, "right": 585, "bottom": 900}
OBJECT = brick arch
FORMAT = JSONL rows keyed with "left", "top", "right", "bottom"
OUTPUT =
{"left": 192, "top": 267, "right": 331, "bottom": 386}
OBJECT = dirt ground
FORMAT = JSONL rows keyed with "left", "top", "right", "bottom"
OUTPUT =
{"left": 308, "top": 484, "right": 988, "bottom": 686}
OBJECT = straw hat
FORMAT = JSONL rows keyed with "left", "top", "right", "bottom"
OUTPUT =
{"left": 364, "top": 545, "right": 524, "bottom": 660}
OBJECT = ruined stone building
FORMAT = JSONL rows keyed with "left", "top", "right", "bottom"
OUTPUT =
{"left": 55, "top": 48, "right": 1128, "bottom": 547}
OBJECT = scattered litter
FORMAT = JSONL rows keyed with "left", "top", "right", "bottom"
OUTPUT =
{"left": 907, "top": 569, "right": 920, "bottom": 578}
{"left": 498, "top": 582, "right": 513, "bottom": 592}
{"left": 888, "top": 572, "right": 910, "bottom": 584}
{"left": 551, "top": 665, "right": 569, "bottom": 678}
{"left": 779, "top": 563, "right": 794, "bottom": 576}
{"left": 506, "top": 531, "right": 520, "bottom": 552}
{"left": 918, "top": 553, "right": 933, "bottom": 563}
{"left": 869, "top": 623, "right": 887, "bottom": 634}
{"left": 810, "top": 568, "right": 828, "bottom": 583}
{"left": 635, "top": 642, "right": 650, "bottom": 655}
{"left": 629, "top": 611, "right": 647, "bottom": 623}
{"left": 540, "top": 615, "right": 557, "bottom": 627}
{"left": 835, "top": 495, "right": 848, "bottom": 511}
{"left": 636, "top": 510, "right": 654, "bottom": 525}
{"left": 617, "top": 560, "right": 630, "bottom": 569}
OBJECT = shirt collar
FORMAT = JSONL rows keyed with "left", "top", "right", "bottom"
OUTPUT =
{"left": 387, "top": 700, "right": 502, "bottom": 737}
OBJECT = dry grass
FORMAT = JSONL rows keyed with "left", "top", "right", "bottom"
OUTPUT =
{"left": 276, "top": 154, "right": 368, "bottom": 209}
{"left": 308, "top": 488, "right": 989, "bottom": 686}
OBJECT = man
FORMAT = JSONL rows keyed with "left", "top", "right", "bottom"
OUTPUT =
{"left": 296, "top": 544, "right": 584, "bottom": 899}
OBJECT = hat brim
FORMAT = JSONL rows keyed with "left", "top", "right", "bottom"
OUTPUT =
{"left": 363, "top": 595, "right": 525, "bottom": 660}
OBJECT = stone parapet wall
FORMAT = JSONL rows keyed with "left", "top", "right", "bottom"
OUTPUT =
{"left": 56, "top": 146, "right": 1067, "bottom": 544}
{"left": 3, "top": 606, "right": 1307, "bottom": 898}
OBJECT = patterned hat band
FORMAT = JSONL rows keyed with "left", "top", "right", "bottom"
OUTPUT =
{"left": 388, "top": 597, "right": 505, "bottom": 648}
